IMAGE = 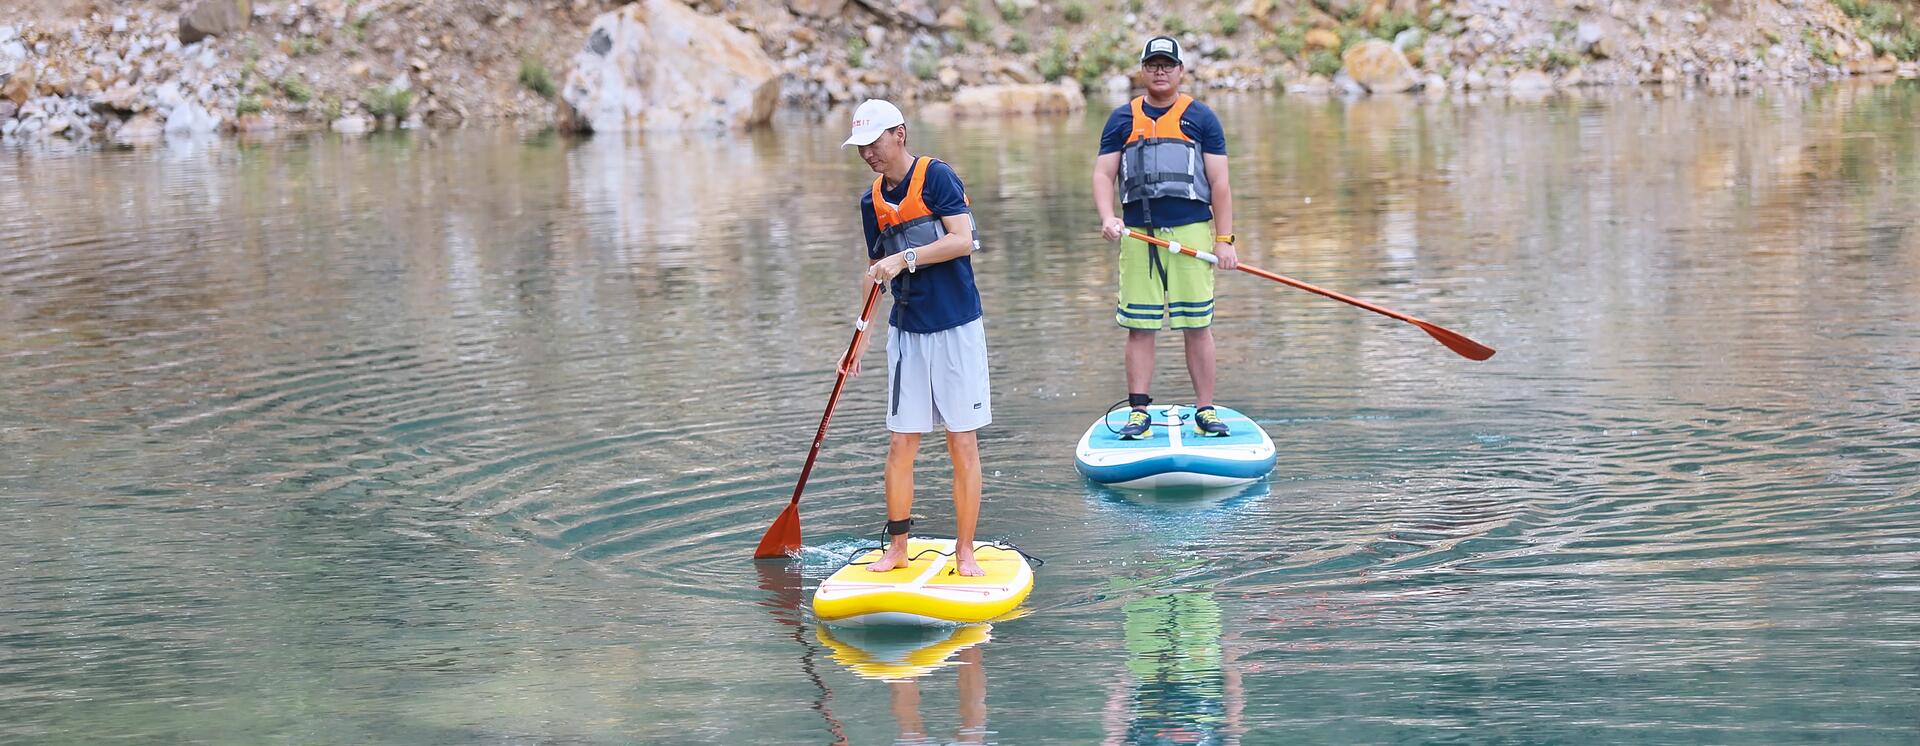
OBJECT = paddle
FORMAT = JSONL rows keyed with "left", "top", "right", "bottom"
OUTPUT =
{"left": 754, "top": 279, "right": 887, "bottom": 560}
{"left": 1126, "top": 230, "right": 1496, "bottom": 361}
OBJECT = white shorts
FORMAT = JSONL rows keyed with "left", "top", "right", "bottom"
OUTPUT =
{"left": 886, "top": 318, "right": 992, "bottom": 434}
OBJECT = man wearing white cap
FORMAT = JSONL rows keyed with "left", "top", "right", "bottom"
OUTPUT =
{"left": 1092, "top": 35, "right": 1239, "bottom": 441}
{"left": 841, "top": 99, "right": 992, "bottom": 576}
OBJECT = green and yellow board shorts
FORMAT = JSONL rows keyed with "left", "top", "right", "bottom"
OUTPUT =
{"left": 1117, "top": 221, "right": 1215, "bottom": 331}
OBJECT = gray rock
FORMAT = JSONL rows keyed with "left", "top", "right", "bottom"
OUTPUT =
{"left": 0, "top": 100, "right": 14, "bottom": 119}
{"left": 114, "top": 112, "right": 164, "bottom": 144}
{"left": 180, "top": 0, "right": 253, "bottom": 44}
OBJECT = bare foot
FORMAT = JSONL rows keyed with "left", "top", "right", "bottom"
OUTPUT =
{"left": 951, "top": 550, "right": 985, "bottom": 577}
{"left": 866, "top": 546, "right": 910, "bottom": 572}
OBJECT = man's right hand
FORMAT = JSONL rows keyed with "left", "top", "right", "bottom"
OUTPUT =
{"left": 841, "top": 332, "right": 869, "bottom": 377}
{"left": 1101, "top": 217, "right": 1127, "bottom": 242}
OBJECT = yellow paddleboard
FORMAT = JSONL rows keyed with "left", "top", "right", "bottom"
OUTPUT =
{"left": 812, "top": 538, "right": 1034, "bottom": 627}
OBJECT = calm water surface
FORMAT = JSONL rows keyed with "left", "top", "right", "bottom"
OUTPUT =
{"left": 3, "top": 83, "right": 1918, "bottom": 744}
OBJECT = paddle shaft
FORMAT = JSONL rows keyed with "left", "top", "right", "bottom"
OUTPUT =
{"left": 1125, "top": 230, "right": 1495, "bottom": 360}
{"left": 754, "top": 280, "right": 885, "bottom": 559}
{"left": 791, "top": 280, "right": 884, "bottom": 507}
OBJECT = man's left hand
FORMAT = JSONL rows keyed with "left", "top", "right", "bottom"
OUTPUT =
{"left": 867, "top": 254, "right": 908, "bottom": 282}
{"left": 1213, "top": 243, "right": 1239, "bottom": 271}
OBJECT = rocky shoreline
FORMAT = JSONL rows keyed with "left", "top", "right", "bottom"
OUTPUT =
{"left": 2, "top": 0, "right": 1917, "bottom": 148}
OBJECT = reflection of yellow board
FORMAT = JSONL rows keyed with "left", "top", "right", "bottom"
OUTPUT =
{"left": 812, "top": 538, "right": 1034, "bottom": 627}
{"left": 815, "top": 623, "right": 992, "bottom": 681}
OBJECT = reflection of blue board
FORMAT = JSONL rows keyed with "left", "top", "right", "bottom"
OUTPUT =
{"left": 1075, "top": 405, "right": 1275, "bottom": 489}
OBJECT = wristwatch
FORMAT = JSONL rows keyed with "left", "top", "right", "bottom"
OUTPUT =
{"left": 904, "top": 248, "right": 918, "bottom": 273}
{"left": 1215, "top": 234, "right": 1236, "bottom": 245}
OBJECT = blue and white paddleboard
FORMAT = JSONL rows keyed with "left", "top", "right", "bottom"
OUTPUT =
{"left": 1075, "top": 405, "right": 1276, "bottom": 489}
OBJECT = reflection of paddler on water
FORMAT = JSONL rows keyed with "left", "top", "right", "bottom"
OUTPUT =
{"left": 815, "top": 624, "right": 992, "bottom": 744}
{"left": 754, "top": 563, "right": 850, "bottom": 745}
{"left": 1101, "top": 591, "right": 1245, "bottom": 745}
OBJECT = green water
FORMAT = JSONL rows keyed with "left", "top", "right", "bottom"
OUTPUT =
{"left": 3, "top": 83, "right": 1918, "bottom": 744}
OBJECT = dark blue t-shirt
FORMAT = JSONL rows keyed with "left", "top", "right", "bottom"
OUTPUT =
{"left": 1098, "top": 98, "right": 1227, "bottom": 229}
{"left": 859, "top": 158, "right": 983, "bottom": 334}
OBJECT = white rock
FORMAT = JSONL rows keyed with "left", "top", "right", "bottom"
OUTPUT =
{"left": 331, "top": 114, "right": 369, "bottom": 133}
{"left": 163, "top": 102, "right": 219, "bottom": 137}
{"left": 561, "top": 0, "right": 781, "bottom": 132}
{"left": 1393, "top": 28, "right": 1423, "bottom": 51}
{"left": 0, "top": 25, "right": 15, "bottom": 43}
{"left": 1104, "top": 74, "right": 1130, "bottom": 94}
{"left": 1, "top": 41, "right": 26, "bottom": 64}
{"left": 1508, "top": 69, "right": 1553, "bottom": 92}
{"left": 113, "top": 16, "right": 128, "bottom": 33}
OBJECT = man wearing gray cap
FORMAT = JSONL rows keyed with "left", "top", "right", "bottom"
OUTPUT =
{"left": 841, "top": 99, "right": 992, "bottom": 576}
{"left": 1092, "top": 35, "right": 1239, "bottom": 441}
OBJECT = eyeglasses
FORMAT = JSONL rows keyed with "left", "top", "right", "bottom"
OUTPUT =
{"left": 1143, "top": 62, "right": 1180, "bottom": 73}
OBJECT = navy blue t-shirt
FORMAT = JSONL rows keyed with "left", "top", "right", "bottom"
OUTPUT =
{"left": 859, "top": 158, "right": 983, "bottom": 334}
{"left": 1098, "top": 98, "right": 1227, "bottom": 229}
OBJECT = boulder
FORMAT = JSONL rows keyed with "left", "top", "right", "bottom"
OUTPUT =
{"left": 787, "top": 0, "right": 847, "bottom": 18}
{"left": 114, "top": 112, "right": 164, "bottom": 144}
{"left": 946, "top": 83, "right": 1084, "bottom": 116}
{"left": 1305, "top": 29, "right": 1341, "bottom": 51}
{"left": 179, "top": 0, "right": 252, "bottom": 44}
{"left": 561, "top": 0, "right": 780, "bottom": 132}
{"left": 1340, "top": 39, "right": 1418, "bottom": 93}
{"left": 3, "top": 66, "right": 36, "bottom": 106}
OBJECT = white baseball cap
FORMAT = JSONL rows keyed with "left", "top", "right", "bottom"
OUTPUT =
{"left": 843, "top": 99, "right": 906, "bottom": 147}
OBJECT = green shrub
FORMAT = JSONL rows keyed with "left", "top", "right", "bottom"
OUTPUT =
{"left": 1544, "top": 47, "right": 1582, "bottom": 71}
{"left": 1010, "top": 30, "right": 1030, "bottom": 54}
{"left": 236, "top": 96, "right": 262, "bottom": 115}
{"left": 1063, "top": 0, "right": 1087, "bottom": 23}
{"left": 1261, "top": 25, "right": 1305, "bottom": 57}
{"left": 965, "top": 4, "right": 991, "bottom": 41}
{"left": 361, "top": 85, "right": 413, "bottom": 119}
{"left": 1215, "top": 10, "right": 1242, "bottom": 37}
{"left": 1039, "top": 32, "right": 1071, "bottom": 81}
{"left": 999, "top": 0, "right": 1024, "bottom": 23}
{"left": 289, "top": 36, "right": 323, "bottom": 57}
{"left": 847, "top": 36, "right": 866, "bottom": 68}
{"left": 518, "top": 59, "right": 556, "bottom": 99}
{"left": 1375, "top": 11, "right": 1420, "bottom": 40}
{"left": 911, "top": 47, "right": 940, "bottom": 81}
{"left": 278, "top": 77, "right": 312, "bottom": 103}
{"left": 1307, "top": 50, "right": 1341, "bottom": 77}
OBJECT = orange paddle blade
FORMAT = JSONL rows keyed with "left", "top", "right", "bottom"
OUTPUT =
{"left": 754, "top": 502, "right": 803, "bottom": 559}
